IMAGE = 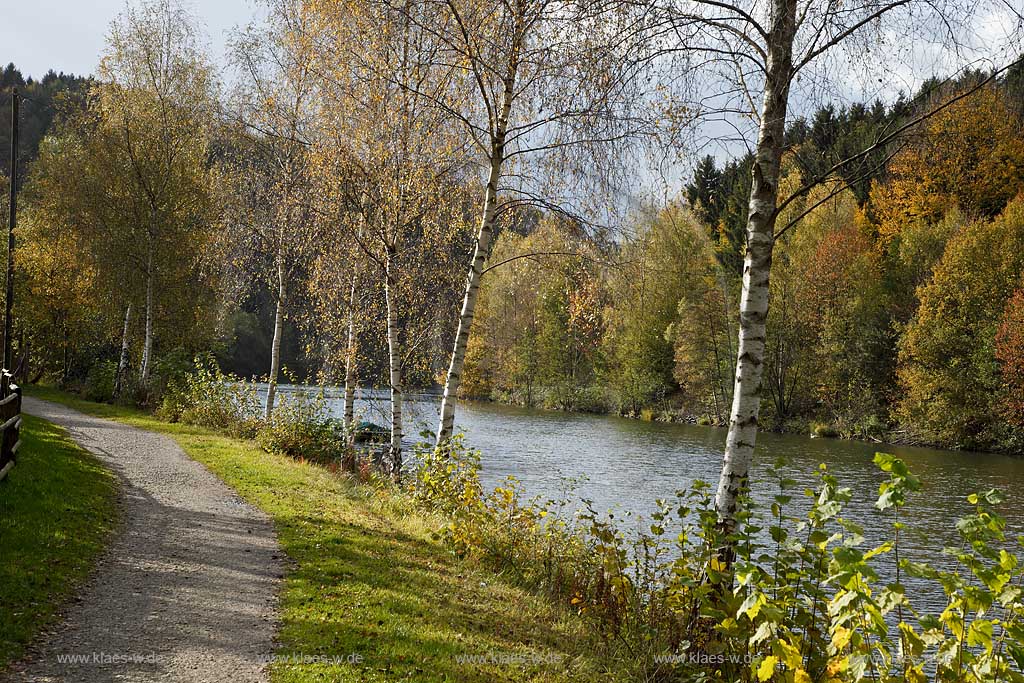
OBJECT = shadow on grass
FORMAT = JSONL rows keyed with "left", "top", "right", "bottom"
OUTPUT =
{"left": 23, "top": 386, "right": 629, "bottom": 683}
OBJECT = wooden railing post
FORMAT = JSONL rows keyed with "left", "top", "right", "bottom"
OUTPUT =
{"left": 0, "top": 368, "right": 22, "bottom": 483}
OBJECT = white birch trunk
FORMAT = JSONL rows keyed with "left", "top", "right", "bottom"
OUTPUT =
{"left": 113, "top": 303, "right": 133, "bottom": 398}
{"left": 384, "top": 259, "right": 403, "bottom": 480}
{"left": 140, "top": 248, "right": 154, "bottom": 385}
{"left": 265, "top": 261, "right": 286, "bottom": 421}
{"left": 713, "top": 0, "right": 797, "bottom": 538}
{"left": 436, "top": 77, "right": 517, "bottom": 446}
{"left": 343, "top": 271, "right": 358, "bottom": 433}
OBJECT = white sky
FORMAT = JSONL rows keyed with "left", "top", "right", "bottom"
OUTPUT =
{"left": 2, "top": 0, "right": 256, "bottom": 79}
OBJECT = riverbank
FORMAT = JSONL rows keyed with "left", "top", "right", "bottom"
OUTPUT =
{"left": 0, "top": 414, "right": 118, "bottom": 672}
{"left": 461, "top": 389, "right": 1013, "bottom": 456}
{"left": 25, "top": 384, "right": 1024, "bottom": 681}
{"left": 23, "top": 386, "right": 635, "bottom": 683}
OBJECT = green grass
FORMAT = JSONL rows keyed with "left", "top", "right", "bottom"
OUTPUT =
{"left": 0, "top": 412, "right": 119, "bottom": 671}
{"left": 25, "top": 386, "right": 630, "bottom": 682}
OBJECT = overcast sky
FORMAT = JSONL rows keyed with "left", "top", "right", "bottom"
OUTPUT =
{"left": 3, "top": 0, "right": 256, "bottom": 79}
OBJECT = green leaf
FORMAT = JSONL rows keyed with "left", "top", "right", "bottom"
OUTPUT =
{"left": 967, "top": 619, "right": 994, "bottom": 652}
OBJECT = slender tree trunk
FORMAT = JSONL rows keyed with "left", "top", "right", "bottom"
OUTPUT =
{"left": 436, "top": 135, "right": 510, "bottom": 445}
{"left": 343, "top": 272, "right": 358, "bottom": 430}
{"left": 266, "top": 261, "right": 286, "bottom": 420}
{"left": 436, "top": 49, "right": 520, "bottom": 446}
{"left": 713, "top": 0, "right": 796, "bottom": 541}
{"left": 113, "top": 303, "right": 133, "bottom": 398}
{"left": 140, "top": 247, "right": 154, "bottom": 385}
{"left": 342, "top": 271, "right": 359, "bottom": 472}
{"left": 384, "top": 259, "right": 402, "bottom": 480}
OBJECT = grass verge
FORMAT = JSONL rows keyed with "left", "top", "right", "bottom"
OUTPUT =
{"left": 0, "top": 413, "right": 119, "bottom": 671}
{"left": 25, "top": 386, "right": 630, "bottom": 682}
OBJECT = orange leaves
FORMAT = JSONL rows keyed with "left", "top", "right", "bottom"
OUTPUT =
{"left": 897, "top": 196, "right": 1024, "bottom": 447}
{"left": 996, "top": 287, "right": 1024, "bottom": 428}
{"left": 871, "top": 85, "right": 1024, "bottom": 247}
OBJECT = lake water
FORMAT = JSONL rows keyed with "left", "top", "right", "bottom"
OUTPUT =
{"left": 271, "top": 384, "right": 1024, "bottom": 606}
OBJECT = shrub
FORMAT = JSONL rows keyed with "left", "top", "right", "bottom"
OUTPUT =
{"left": 82, "top": 360, "right": 117, "bottom": 402}
{"left": 156, "top": 355, "right": 261, "bottom": 437}
{"left": 145, "top": 349, "right": 195, "bottom": 406}
{"left": 410, "top": 436, "right": 598, "bottom": 605}
{"left": 811, "top": 421, "right": 840, "bottom": 438}
{"left": 573, "top": 386, "right": 615, "bottom": 414}
{"left": 256, "top": 388, "right": 347, "bottom": 464}
{"left": 411, "top": 441, "right": 1024, "bottom": 682}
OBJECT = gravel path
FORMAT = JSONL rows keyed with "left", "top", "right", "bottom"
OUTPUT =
{"left": 3, "top": 397, "right": 282, "bottom": 683}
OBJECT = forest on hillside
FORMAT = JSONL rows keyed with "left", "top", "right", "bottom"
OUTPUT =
{"left": 3, "top": 0, "right": 1024, "bottom": 459}
{"left": 462, "top": 73, "right": 1024, "bottom": 453}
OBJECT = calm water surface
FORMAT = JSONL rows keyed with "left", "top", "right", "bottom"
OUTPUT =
{"left": 271, "top": 384, "right": 1024, "bottom": 604}
{"left": 275, "top": 386, "right": 1024, "bottom": 549}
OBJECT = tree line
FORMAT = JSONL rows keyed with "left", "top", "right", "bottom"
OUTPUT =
{"left": 464, "top": 69, "right": 1024, "bottom": 456}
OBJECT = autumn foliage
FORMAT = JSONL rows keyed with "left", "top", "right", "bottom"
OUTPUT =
{"left": 871, "top": 85, "right": 1024, "bottom": 246}
{"left": 996, "top": 288, "right": 1024, "bottom": 429}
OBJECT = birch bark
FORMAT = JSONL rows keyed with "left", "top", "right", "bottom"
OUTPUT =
{"left": 343, "top": 271, "right": 358, "bottom": 433}
{"left": 113, "top": 303, "right": 133, "bottom": 398}
{"left": 140, "top": 246, "right": 154, "bottom": 385}
{"left": 713, "top": 0, "right": 797, "bottom": 536}
{"left": 436, "top": 68, "right": 517, "bottom": 446}
{"left": 265, "top": 260, "right": 286, "bottom": 420}
{"left": 384, "top": 256, "right": 403, "bottom": 480}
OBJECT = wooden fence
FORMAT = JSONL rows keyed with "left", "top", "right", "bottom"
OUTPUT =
{"left": 0, "top": 371, "right": 22, "bottom": 482}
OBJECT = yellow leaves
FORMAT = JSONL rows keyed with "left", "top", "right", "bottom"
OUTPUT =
{"left": 831, "top": 625, "right": 853, "bottom": 651}
{"left": 826, "top": 655, "right": 849, "bottom": 677}
{"left": 739, "top": 592, "right": 766, "bottom": 620}
{"left": 903, "top": 664, "right": 928, "bottom": 683}
{"left": 967, "top": 619, "right": 995, "bottom": 654}
{"left": 773, "top": 638, "right": 802, "bottom": 669}
{"left": 756, "top": 656, "right": 778, "bottom": 681}
{"left": 871, "top": 84, "right": 1024, "bottom": 247}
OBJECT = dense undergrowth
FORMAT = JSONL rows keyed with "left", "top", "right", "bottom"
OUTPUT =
{"left": 42, "top": 361, "right": 1024, "bottom": 682}
{"left": 413, "top": 441, "right": 1024, "bottom": 682}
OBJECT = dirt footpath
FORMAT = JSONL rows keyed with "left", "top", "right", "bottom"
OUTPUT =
{"left": 3, "top": 397, "right": 282, "bottom": 683}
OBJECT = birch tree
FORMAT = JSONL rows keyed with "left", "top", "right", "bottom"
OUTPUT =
{"left": 305, "top": 225, "right": 370, "bottom": 456}
{"left": 647, "top": 0, "right": 1020, "bottom": 541}
{"left": 304, "top": 0, "right": 472, "bottom": 478}
{"left": 96, "top": 0, "right": 214, "bottom": 386}
{"left": 221, "top": 0, "right": 317, "bottom": 419}
{"left": 413, "top": 0, "right": 650, "bottom": 445}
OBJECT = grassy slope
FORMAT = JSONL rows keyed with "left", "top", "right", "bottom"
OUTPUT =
{"left": 25, "top": 386, "right": 628, "bottom": 683}
{"left": 0, "top": 413, "right": 119, "bottom": 671}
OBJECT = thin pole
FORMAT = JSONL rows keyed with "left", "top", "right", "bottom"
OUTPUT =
{"left": 4, "top": 87, "right": 17, "bottom": 371}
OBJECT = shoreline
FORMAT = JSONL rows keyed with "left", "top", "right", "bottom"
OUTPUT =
{"left": 456, "top": 392, "right": 1020, "bottom": 458}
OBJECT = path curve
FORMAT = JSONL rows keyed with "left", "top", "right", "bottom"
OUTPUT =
{"left": 2, "top": 397, "right": 282, "bottom": 683}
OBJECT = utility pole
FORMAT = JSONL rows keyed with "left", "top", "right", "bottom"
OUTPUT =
{"left": 4, "top": 87, "right": 17, "bottom": 371}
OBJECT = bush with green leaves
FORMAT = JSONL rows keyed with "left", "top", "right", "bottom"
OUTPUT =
{"left": 156, "top": 355, "right": 261, "bottom": 437}
{"left": 411, "top": 440, "right": 1024, "bottom": 682}
{"left": 255, "top": 388, "right": 347, "bottom": 464}
{"left": 81, "top": 360, "right": 117, "bottom": 402}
